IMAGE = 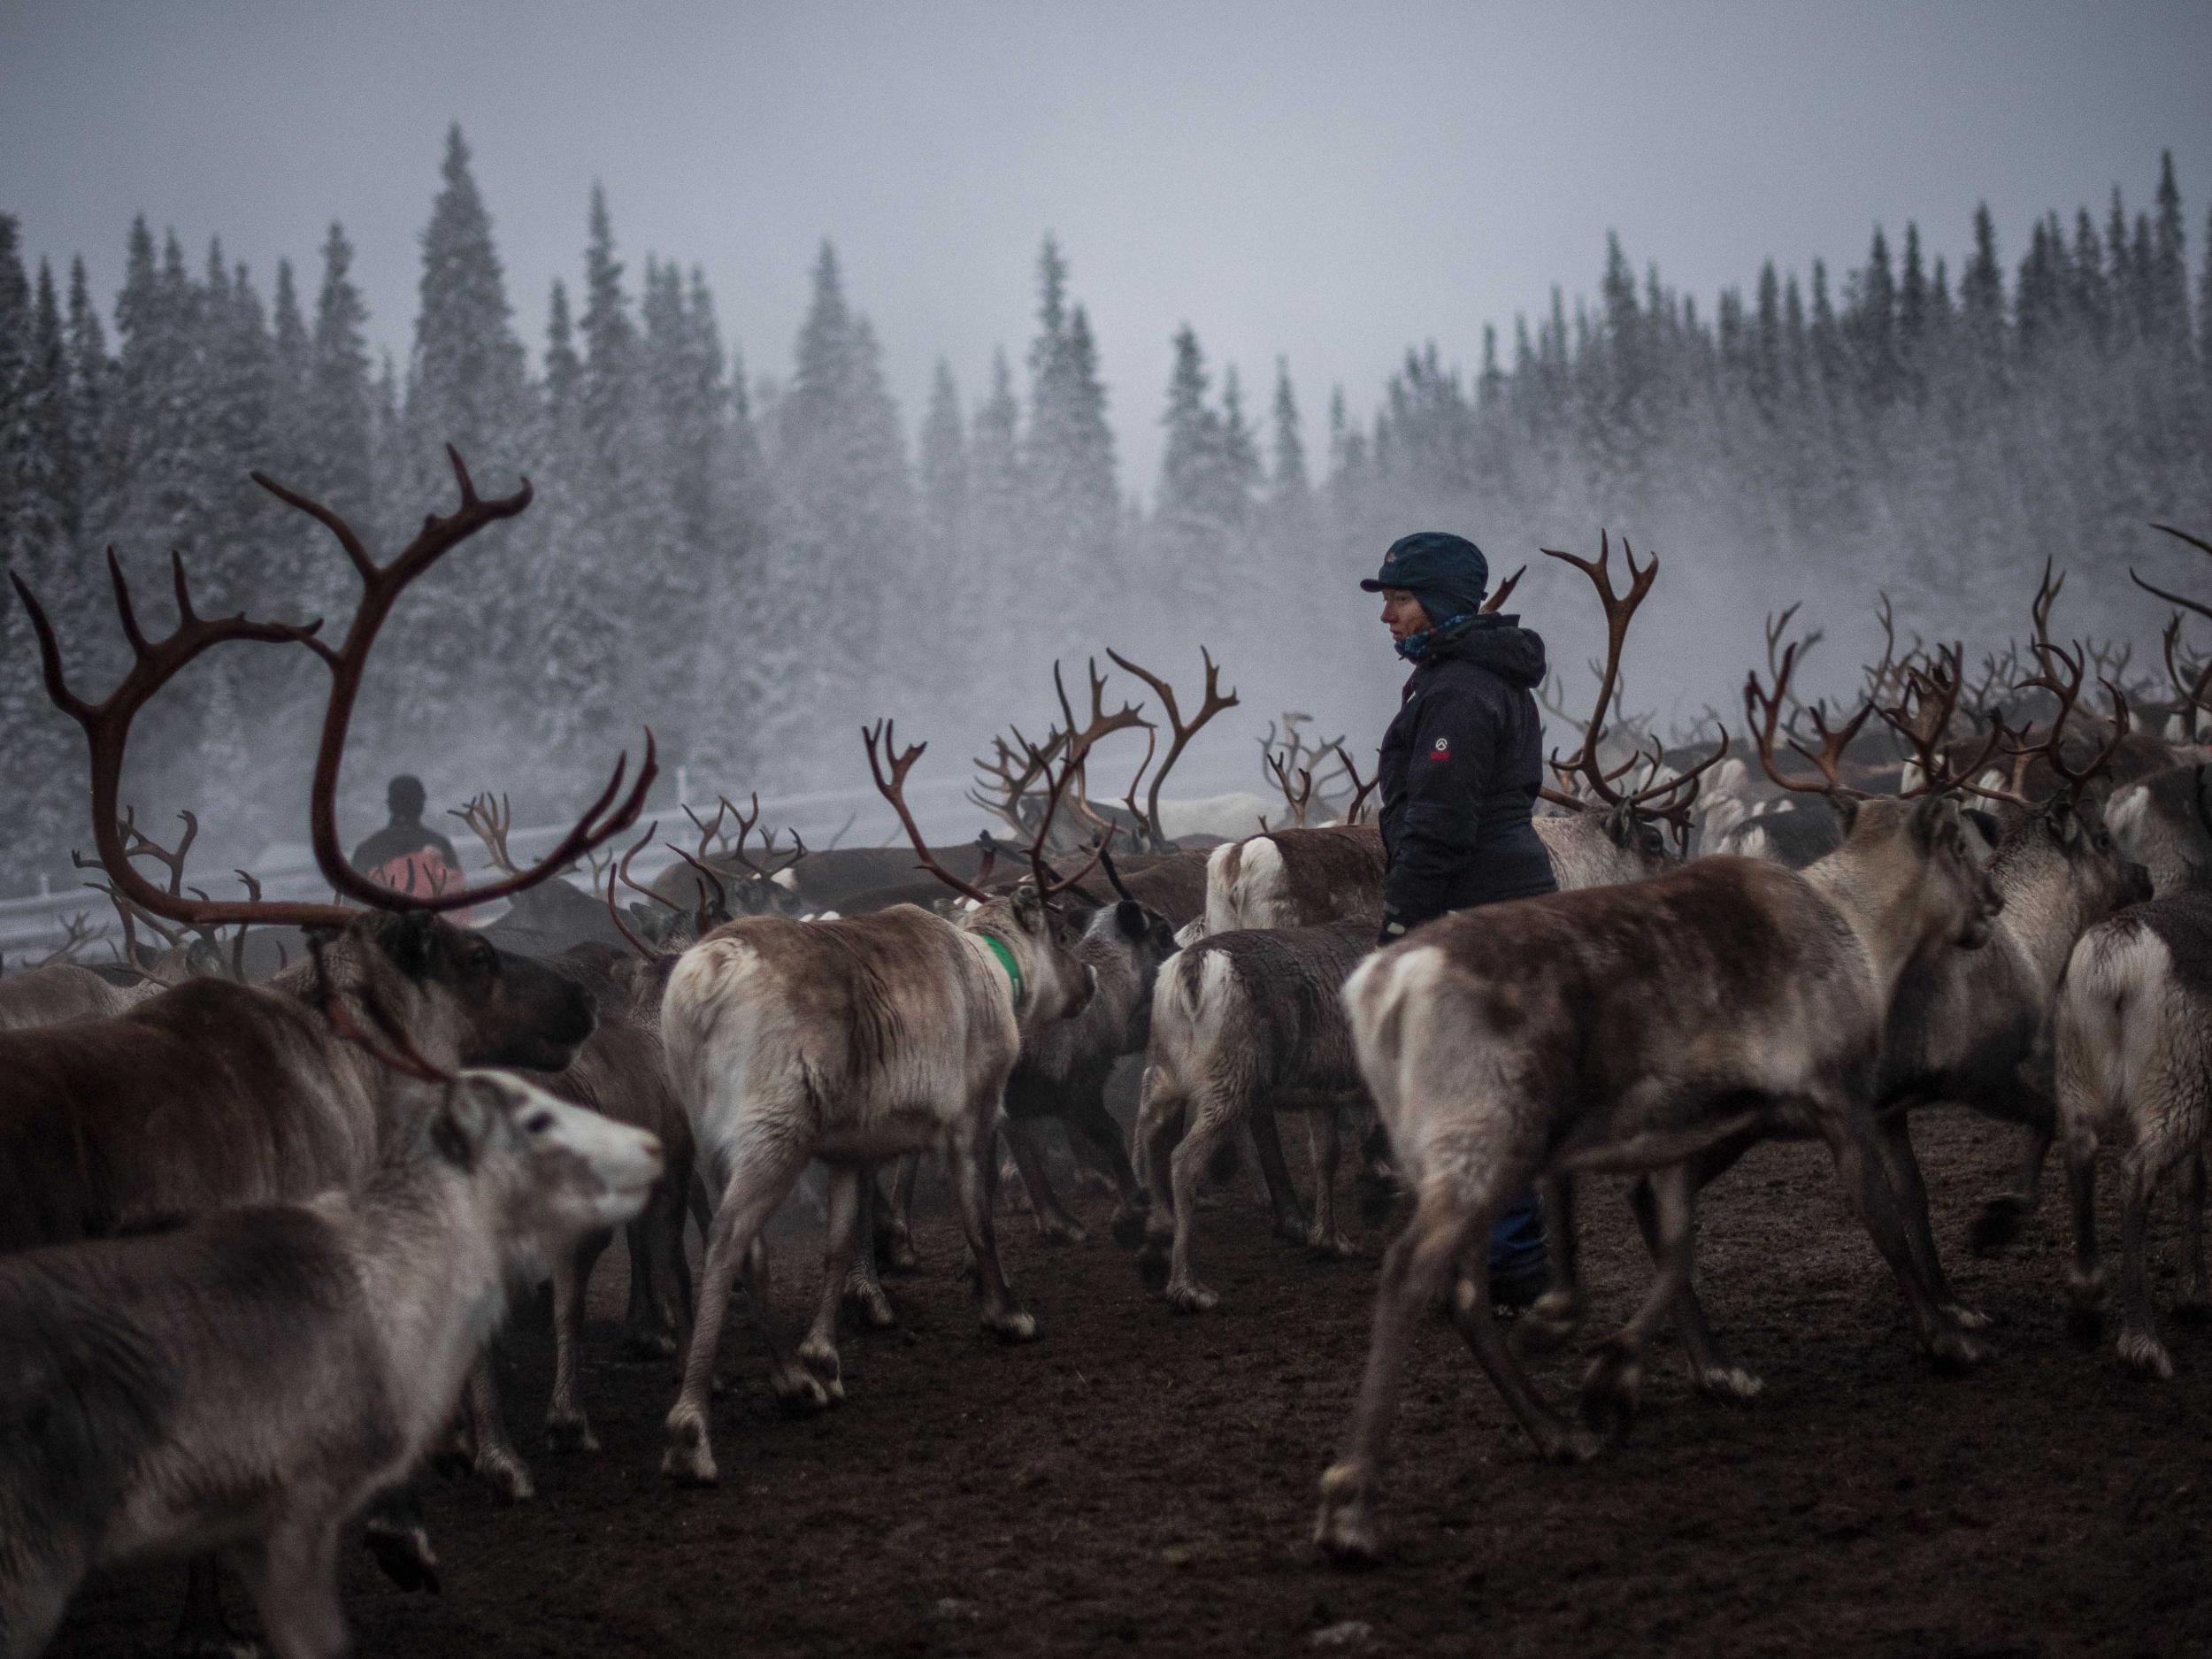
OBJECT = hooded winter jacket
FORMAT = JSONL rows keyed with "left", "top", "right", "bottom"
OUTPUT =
{"left": 1377, "top": 612, "right": 1556, "bottom": 936}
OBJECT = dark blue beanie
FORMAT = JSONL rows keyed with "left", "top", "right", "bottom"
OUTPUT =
{"left": 1361, "top": 531, "right": 1489, "bottom": 634}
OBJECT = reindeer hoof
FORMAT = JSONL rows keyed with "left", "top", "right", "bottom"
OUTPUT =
{"left": 542, "top": 1412, "right": 600, "bottom": 1454}
{"left": 1533, "top": 1424, "right": 1605, "bottom": 1465}
{"left": 1314, "top": 1465, "right": 1383, "bottom": 1565}
{"left": 362, "top": 1518, "right": 442, "bottom": 1595}
{"left": 1942, "top": 1302, "right": 1997, "bottom": 1332}
{"left": 1307, "top": 1232, "right": 1358, "bottom": 1260}
{"left": 1578, "top": 1344, "right": 1643, "bottom": 1439}
{"left": 475, "top": 1448, "right": 534, "bottom": 1503}
{"left": 2118, "top": 1330, "right": 2176, "bottom": 1379}
{"left": 623, "top": 1330, "right": 679, "bottom": 1361}
{"left": 1514, "top": 1290, "right": 1585, "bottom": 1354}
{"left": 1038, "top": 1217, "right": 1089, "bottom": 1246}
{"left": 1167, "top": 1282, "right": 1220, "bottom": 1314}
{"left": 1110, "top": 1208, "right": 1149, "bottom": 1248}
{"left": 985, "top": 1309, "right": 1040, "bottom": 1343}
{"left": 1694, "top": 1365, "right": 1765, "bottom": 1402}
{"left": 796, "top": 1340, "right": 847, "bottom": 1402}
{"left": 844, "top": 1283, "right": 897, "bottom": 1329}
{"left": 660, "top": 1412, "right": 719, "bottom": 1486}
{"left": 1135, "top": 1246, "right": 1171, "bottom": 1290}
{"left": 171, "top": 1627, "right": 264, "bottom": 1659}
{"left": 1967, "top": 1196, "right": 2025, "bottom": 1255}
{"left": 772, "top": 1367, "right": 835, "bottom": 1414}
{"left": 879, "top": 1239, "right": 920, "bottom": 1274}
{"left": 1926, "top": 1328, "right": 1994, "bottom": 1371}
{"left": 1272, "top": 1214, "right": 1313, "bottom": 1246}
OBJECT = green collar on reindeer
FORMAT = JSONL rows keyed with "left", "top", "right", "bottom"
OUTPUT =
{"left": 978, "top": 931, "right": 1025, "bottom": 1013}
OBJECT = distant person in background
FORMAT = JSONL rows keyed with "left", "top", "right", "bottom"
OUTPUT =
{"left": 351, "top": 774, "right": 465, "bottom": 901}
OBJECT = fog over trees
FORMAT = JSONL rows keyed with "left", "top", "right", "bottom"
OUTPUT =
{"left": 2, "top": 127, "right": 2208, "bottom": 892}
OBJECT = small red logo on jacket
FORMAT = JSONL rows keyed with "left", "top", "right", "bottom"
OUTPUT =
{"left": 1429, "top": 736, "right": 1450, "bottom": 757}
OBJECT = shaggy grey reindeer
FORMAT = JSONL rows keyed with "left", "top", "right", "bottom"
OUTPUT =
{"left": 1310, "top": 607, "right": 2003, "bottom": 1565}
{"left": 1133, "top": 917, "right": 1375, "bottom": 1309}
{"left": 0, "top": 1062, "right": 661, "bottom": 1659}
{"left": 2054, "top": 886, "right": 2212, "bottom": 1377}
{"left": 658, "top": 722, "right": 1103, "bottom": 1486}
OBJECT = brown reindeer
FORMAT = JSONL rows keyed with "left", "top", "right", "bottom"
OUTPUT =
{"left": 1310, "top": 646, "right": 2002, "bottom": 1563}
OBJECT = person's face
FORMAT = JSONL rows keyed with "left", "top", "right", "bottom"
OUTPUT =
{"left": 1379, "top": 588, "right": 1431, "bottom": 643}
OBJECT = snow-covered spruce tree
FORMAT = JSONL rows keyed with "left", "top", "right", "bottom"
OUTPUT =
{"left": 760, "top": 242, "right": 913, "bottom": 780}
{"left": 1021, "top": 240, "right": 1120, "bottom": 656}
{"left": 393, "top": 124, "right": 534, "bottom": 780}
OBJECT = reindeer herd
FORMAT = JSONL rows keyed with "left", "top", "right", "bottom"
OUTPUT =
{"left": 4, "top": 452, "right": 2212, "bottom": 1654}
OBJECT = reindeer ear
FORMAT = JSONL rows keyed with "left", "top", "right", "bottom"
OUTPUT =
{"left": 2046, "top": 799, "right": 2082, "bottom": 847}
{"left": 1115, "top": 899, "right": 1148, "bottom": 941}
{"left": 1602, "top": 802, "right": 1638, "bottom": 849}
{"left": 1011, "top": 883, "right": 1047, "bottom": 934}
{"left": 1827, "top": 795, "right": 1861, "bottom": 837}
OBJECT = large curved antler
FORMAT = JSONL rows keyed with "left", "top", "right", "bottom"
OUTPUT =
{"left": 256, "top": 448, "right": 657, "bottom": 914}
{"left": 1540, "top": 530, "right": 1658, "bottom": 802}
{"left": 12, "top": 548, "right": 353, "bottom": 927}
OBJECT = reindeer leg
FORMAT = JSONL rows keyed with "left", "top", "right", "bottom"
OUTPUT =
{"left": 234, "top": 1513, "right": 346, "bottom": 1659}
{"left": 1517, "top": 1175, "right": 1585, "bottom": 1351}
{"left": 1134, "top": 1071, "right": 1183, "bottom": 1286}
{"left": 171, "top": 1555, "right": 256, "bottom": 1659}
{"left": 1820, "top": 1102, "right": 1989, "bottom": 1369}
{"left": 1305, "top": 1102, "right": 1354, "bottom": 1258}
{"left": 1164, "top": 1095, "right": 1240, "bottom": 1312}
{"left": 842, "top": 1164, "right": 896, "bottom": 1328}
{"left": 664, "top": 1139, "right": 816, "bottom": 1486}
{"left": 797, "top": 1165, "right": 864, "bottom": 1402}
{"left": 1971, "top": 1118, "right": 2053, "bottom": 1256}
{"left": 544, "top": 1232, "right": 607, "bottom": 1452}
{"left": 1578, "top": 1165, "right": 1699, "bottom": 1439}
{"left": 874, "top": 1153, "right": 921, "bottom": 1271}
{"left": 1066, "top": 1092, "right": 1148, "bottom": 1248}
{"left": 465, "top": 1356, "right": 534, "bottom": 1501}
{"left": 948, "top": 1104, "right": 1038, "bottom": 1341}
{"left": 1873, "top": 1111, "right": 1988, "bottom": 1330}
{"left": 2117, "top": 1144, "right": 2181, "bottom": 1377}
{"left": 2062, "top": 1124, "right": 2105, "bottom": 1342}
{"left": 1625, "top": 1146, "right": 1765, "bottom": 1402}
{"left": 1317, "top": 1167, "right": 1566, "bottom": 1565}
{"left": 1002, "top": 1115, "right": 1087, "bottom": 1243}
{"left": 358, "top": 1487, "right": 439, "bottom": 1594}
{"left": 2177, "top": 1151, "right": 2209, "bottom": 1320}
{"left": 1247, "top": 1103, "right": 1310, "bottom": 1243}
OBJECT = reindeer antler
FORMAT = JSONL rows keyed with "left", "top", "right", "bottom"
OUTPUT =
{"left": 1744, "top": 636, "right": 1875, "bottom": 798}
{"left": 1106, "top": 647, "right": 1238, "bottom": 849}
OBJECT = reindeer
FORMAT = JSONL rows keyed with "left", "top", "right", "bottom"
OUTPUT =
{"left": 3, "top": 452, "right": 652, "bottom": 1633}
{"left": 1310, "top": 627, "right": 2002, "bottom": 1566}
{"left": 657, "top": 722, "right": 1105, "bottom": 1486}
{"left": 0, "top": 1061, "right": 662, "bottom": 1659}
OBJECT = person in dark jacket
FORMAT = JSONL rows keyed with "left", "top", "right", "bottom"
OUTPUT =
{"left": 349, "top": 774, "right": 464, "bottom": 899}
{"left": 1363, "top": 530, "right": 1554, "bottom": 1304}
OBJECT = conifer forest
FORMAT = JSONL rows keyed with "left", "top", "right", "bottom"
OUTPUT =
{"left": 2, "top": 133, "right": 2207, "bottom": 891}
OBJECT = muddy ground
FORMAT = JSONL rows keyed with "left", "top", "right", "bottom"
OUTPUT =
{"left": 53, "top": 1110, "right": 2212, "bottom": 1657}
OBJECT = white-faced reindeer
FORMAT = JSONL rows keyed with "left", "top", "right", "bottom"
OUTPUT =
{"left": 0, "top": 1059, "right": 661, "bottom": 1659}
{"left": 658, "top": 723, "right": 1105, "bottom": 1486}
{"left": 1310, "top": 567, "right": 2004, "bottom": 1565}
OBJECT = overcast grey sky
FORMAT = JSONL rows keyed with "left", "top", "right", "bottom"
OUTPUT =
{"left": 5, "top": 0, "right": 2208, "bottom": 490}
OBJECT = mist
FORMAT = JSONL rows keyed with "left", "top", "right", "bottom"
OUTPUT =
{"left": 3, "top": 3, "right": 2210, "bottom": 902}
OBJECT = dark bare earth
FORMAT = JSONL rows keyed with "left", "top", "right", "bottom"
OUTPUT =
{"left": 51, "top": 1112, "right": 2212, "bottom": 1657}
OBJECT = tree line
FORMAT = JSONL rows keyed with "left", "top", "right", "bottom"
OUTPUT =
{"left": 1, "top": 128, "right": 2208, "bottom": 892}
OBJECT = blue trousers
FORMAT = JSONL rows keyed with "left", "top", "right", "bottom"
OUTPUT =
{"left": 1490, "top": 1192, "right": 1547, "bottom": 1280}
